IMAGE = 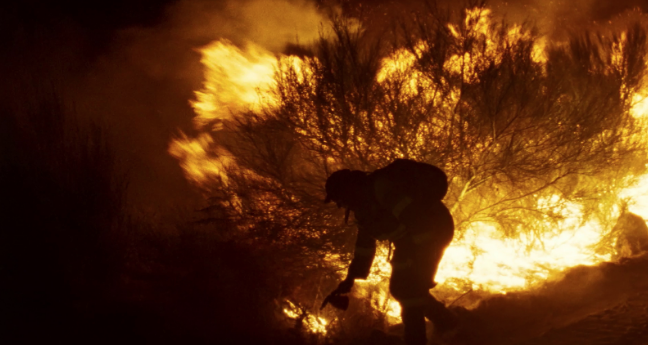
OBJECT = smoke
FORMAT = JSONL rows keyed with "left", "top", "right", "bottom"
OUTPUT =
{"left": 96, "top": 0, "right": 647, "bottom": 208}
{"left": 154, "top": 0, "right": 327, "bottom": 52}
{"left": 1, "top": 0, "right": 329, "bottom": 210}
{"left": 355, "top": 0, "right": 648, "bottom": 39}
{"left": 487, "top": 0, "right": 648, "bottom": 38}
{"left": 5, "top": 0, "right": 648, "bottom": 210}
{"left": 97, "top": 0, "right": 330, "bottom": 208}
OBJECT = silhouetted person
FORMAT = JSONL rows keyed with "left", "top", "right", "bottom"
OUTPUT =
{"left": 321, "top": 159, "right": 457, "bottom": 345}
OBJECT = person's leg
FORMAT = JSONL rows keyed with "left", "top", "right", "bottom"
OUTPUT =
{"left": 397, "top": 202, "right": 457, "bottom": 340}
{"left": 424, "top": 294, "right": 457, "bottom": 333}
{"left": 391, "top": 213, "right": 455, "bottom": 345}
{"left": 401, "top": 305, "right": 427, "bottom": 345}
{"left": 413, "top": 236, "right": 457, "bottom": 333}
{"left": 390, "top": 247, "right": 429, "bottom": 345}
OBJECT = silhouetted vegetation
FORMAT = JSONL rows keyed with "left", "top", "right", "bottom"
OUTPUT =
{"left": 195, "top": 2, "right": 648, "bottom": 334}
{"left": 0, "top": 92, "right": 126, "bottom": 343}
{"left": 0, "top": 91, "right": 310, "bottom": 344}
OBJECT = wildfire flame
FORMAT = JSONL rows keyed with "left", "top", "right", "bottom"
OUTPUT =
{"left": 283, "top": 300, "right": 328, "bottom": 334}
{"left": 170, "top": 6, "right": 648, "bottom": 333}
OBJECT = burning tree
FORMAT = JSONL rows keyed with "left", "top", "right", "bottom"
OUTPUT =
{"left": 170, "top": 2, "right": 648, "bottom": 335}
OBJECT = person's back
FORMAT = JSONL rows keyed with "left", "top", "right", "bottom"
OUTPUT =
{"left": 369, "top": 159, "right": 451, "bottom": 238}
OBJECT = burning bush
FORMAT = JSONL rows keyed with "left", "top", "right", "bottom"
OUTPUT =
{"left": 170, "top": 2, "right": 648, "bottom": 336}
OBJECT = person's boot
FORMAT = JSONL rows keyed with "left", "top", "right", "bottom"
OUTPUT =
{"left": 401, "top": 306, "right": 427, "bottom": 345}
{"left": 425, "top": 297, "right": 459, "bottom": 338}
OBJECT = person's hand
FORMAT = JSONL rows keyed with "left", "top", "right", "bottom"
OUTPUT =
{"left": 320, "top": 278, "right": 354, "bottom": 310}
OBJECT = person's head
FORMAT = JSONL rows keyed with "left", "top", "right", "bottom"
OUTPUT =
{"left": 324, "top": 169, "right": 368, "bottom": 209}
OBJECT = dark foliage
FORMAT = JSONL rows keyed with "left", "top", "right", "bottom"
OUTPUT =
{"left": 0, "top": 94, "right": 127, "bottom": 343}
{"left": 0, "top": 92, "right": 311, "bottom": 344}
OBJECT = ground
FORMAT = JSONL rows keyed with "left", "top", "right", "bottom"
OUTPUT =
{"left": 366, "top": 254, "right": 648, "bottom": 345}
{"left": 520, "top": 290, "right": 648, "bottom": 345}
{"left": 468, "top": 254, "right": 648, "bottom": 345}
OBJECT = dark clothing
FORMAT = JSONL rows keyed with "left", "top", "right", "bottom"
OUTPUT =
{"left": 344, "top": 163, "right": 455, "bottom": 345}
{"left": 389, "top": 212, "right": 455, "bottom": 345}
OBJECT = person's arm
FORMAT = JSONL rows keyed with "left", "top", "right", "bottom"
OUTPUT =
{"left": 345, "top": 228, "right": 377, "bottom": 281}
{"left": 323, "top": 228, "right": 376, "bottom": 304}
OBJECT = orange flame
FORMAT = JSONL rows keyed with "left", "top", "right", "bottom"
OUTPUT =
{"left": 283, "top": 300, "right": 328, "bottom": 334}
{"left": 169, "top": 41, "right": 281, "bottom": 185}
{"left": 191, "top": 40, "right": 279, "bottom": 128}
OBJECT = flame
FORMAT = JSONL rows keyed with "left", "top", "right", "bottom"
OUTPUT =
{"left": 169, "top": 40, "right": 279, "bottom": 185}
{"left": 170, "top": 5, "right": 648, "bottom": 333}
{"left": 363, "top": 11, "right": 648, "bottom": 320}
{"left": 354, "top": 244, "right": 402, "bottom": 322}
{"left": 192, "top": 40, "right": 279, "bottom": 128}
{"left": 443, "top": 9, "right": 547, "bottom": 81}
{"left": 632, "top": 93, "right": 648, "bottom": 120}
{"left": 437, "top": 216, "right": 610, "bottom": 293}
{"left": 283, "top": 300, "right": 328, "bottom": 334}
{"left": 357, "top": 199, "right": 614, "bottom": 324}
{"left": 168, "top": 132, "right": 234, "bottom": 185}
{"left": 170, "top": 40, "right": 306, "bottom": 185}
{"left": 622, "top": 92, "right": 648, "bottom": 217}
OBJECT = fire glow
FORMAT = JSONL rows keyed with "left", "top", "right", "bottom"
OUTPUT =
{"left": 170, "top": 6, "right": 648, "bottom": 331}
